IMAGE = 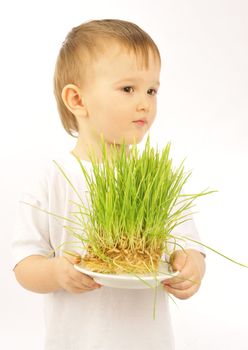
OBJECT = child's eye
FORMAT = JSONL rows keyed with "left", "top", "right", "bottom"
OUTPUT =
{"left": 123, "top": 86, "right": 134, "bottom": 93}
{"left": 147, "top": 88, "right": 158, "bottom": 96}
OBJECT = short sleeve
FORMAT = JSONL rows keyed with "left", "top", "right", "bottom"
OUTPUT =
{"left": 11, "top": 164, "right": 52, "bottom": 269}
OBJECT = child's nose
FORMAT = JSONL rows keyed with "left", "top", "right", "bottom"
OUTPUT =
{"left": 136, "top": 95, "right": 150, "bottom": 112}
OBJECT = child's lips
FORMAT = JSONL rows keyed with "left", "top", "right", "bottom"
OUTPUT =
{"left": 133, "top": 119, "right": 147, "bottom": 126}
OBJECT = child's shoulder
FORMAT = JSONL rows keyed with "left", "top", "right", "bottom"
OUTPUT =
{"left": 21, "top": 151, "right": 93, "bottom": 196}
{"left": 50, "top": 151, "right": 93, "bottom": 178}
{"left": 20, "top": 152, "right": 72, "bottom": 193}
{"left": 28, "top": 151, "right": 82, "bottom": 177}
{"left": 36, "top": 152, "right": 93, "bottom": 185}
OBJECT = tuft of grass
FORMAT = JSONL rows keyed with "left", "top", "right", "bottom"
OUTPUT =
{"left": 52, "top": 135, "right": 214, "bottom": 274}
{"left": 22, "top": 135, "right": 248, "bottom": 275}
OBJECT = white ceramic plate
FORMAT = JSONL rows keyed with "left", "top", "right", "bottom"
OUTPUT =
{"left": 74, "top": 262, "right": 179, "bottom": 289}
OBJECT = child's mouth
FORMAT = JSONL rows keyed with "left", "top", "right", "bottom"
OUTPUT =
{"left": 133, "top": 120, "right": 146, "bottom": 126}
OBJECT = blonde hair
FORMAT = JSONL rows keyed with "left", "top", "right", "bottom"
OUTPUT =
{"left": 54, "top": 19, "right": 161, "bottom": 137}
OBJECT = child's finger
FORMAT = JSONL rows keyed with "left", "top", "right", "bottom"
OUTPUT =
{"left": 64, "top": 269, "right": 101, "bottom": 291}
{"left": 66, "top": 283, "right": 99, "bottom": 294}
{"left": 63, "top": 251, "right": 81, "bottom": 265}
{"left": 68, "top": 265, "right": 101, "bottom": 289}
{"left": 72, "top": 272, "right": 101, "bottom": 289}
{"left": 162, "top": 277, "right": 195, "bottom": 290}
{"left": 162, "top": 272, "right": 188, "bottom": 286}
{"left": 163, "top": 282, "right": 199, "bottom": 299}
{"left": 163, "top": 252, "right": 188, "bottom": 285}
{"left": 170, "top": 250, "right": 187, "bottom": 272}
{"left": 164, "top": 267, "right": 198, "bottom": 287}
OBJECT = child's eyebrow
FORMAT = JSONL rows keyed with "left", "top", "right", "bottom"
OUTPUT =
{"left": 114, "top": 78, "right": 160, "bottom": 86}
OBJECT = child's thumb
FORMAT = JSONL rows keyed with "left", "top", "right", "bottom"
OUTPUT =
{"left": 170, "top": 250, "right": 187, "bottom": 272}
{"left": 63, "top": 250, "right": 81, "bottom": 265}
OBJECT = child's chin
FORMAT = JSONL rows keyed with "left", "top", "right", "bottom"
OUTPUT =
{"left": 128, "top": 134, "right": 145, "bottom": 145}
{"left": 109, "top": 133, "right": 145, "bottom": 146}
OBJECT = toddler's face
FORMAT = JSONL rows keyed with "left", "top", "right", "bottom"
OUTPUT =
{"left": 80, "top": 43, "right": 161, "bottom": 145}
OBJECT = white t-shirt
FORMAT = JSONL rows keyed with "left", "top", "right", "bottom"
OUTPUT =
{"left": 12, "top": 152, "right": 205, "bottom": 350}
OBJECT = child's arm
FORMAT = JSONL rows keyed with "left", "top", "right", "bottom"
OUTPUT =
{"left": 161, "top": 249, "right": 206, "bottom": 299}
{"left": 14, "top": 255, "right": 101, "bottom": 294}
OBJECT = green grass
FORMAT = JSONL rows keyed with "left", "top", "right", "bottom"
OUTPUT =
{"left": 20, "top": 135, "right": 248, "bottom": 319}
{"left": 52, "top": 135, "right": 214, "bottom": 274}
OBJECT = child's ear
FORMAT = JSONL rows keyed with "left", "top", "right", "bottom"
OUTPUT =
{"left": 61, "top": 84, "right": 88, "bottom": 117}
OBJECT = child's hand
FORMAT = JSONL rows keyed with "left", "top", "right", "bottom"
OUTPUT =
{"left": 162, "top": 249, "right": 206, "bottom": 299}
{"left": 54, "top": 253, "right": 102, "bottom": 293}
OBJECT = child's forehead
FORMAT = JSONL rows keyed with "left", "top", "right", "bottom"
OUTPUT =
{"left": 90, "top": 41, "right": 160, "bottom": 72}
{"left": 78, "top": 40, "right": 160, "bottom": 87}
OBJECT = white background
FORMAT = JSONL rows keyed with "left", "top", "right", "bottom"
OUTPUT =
{"left": 1, "top": 0, "right": 248, "bottom": 349}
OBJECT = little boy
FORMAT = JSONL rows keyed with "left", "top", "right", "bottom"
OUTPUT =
{"left": 12, "top": 19, "right": 205, "bottom": 350}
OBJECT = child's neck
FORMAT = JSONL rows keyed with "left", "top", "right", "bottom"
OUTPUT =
{"left": 71, "top": 137, "right": 131, "bottom": 163}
